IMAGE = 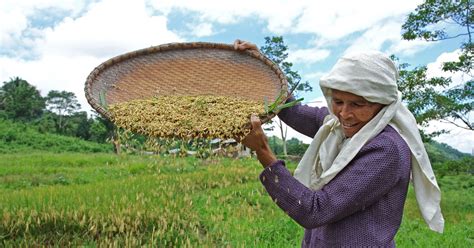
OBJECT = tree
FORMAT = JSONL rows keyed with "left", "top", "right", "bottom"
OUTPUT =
{"left": 71, "top": 111, "right": 92, "bottom": 140}
{"left": 260, "top": 36, "right": 313, "bottom": 156}
{"left": 89, "top": 112, "right": 121, "bottom": 152}
{"left": 268, "top": 135, "right": 284, "bottom": 155}
{"left": 89, "top": 117, "right": 109, "bottom": 143}
{"left": 33, "top": 111, "right": 57, "bottom": 133}
{"left": 401, "top": 0, "right": 473, "bottom": 132}
{"left": 392, "top": 55, "right": 454, "bottom": 138}
{"left": 0, "top": 77, "right": 45, "bottom": 121}
{"left": 45, "top": 90, "right": 81, "bottom": 134}
{"left": 286, "top": 137, "right": 309, "bottom": 156}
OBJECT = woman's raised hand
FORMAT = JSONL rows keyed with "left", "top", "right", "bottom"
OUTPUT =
{"left": 234, "top": 39, "right": 258, "bottom": 51}
{"left": 241, "top": 115, "right": 277, "bottom": 167}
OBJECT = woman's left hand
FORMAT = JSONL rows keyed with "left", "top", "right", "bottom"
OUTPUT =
{"left": 234, "top": 39, "right": 258, "bottom": 51}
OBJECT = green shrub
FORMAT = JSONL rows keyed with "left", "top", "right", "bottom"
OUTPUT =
{"left": 0, "top": 119, "right": 112, "bottom": 153}
{"left": 433, "top": 156, "right": 474, "bottom": 177}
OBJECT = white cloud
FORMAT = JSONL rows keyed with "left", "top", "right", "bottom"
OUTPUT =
{"left": 288, "top": 48, "right": 330, "bottom": 64}
{"left": 37, "top": 0, "right": 182, "bottom": 58}
{"left": 1, "top": 0, "right": 428, "bottom": 58}
{"left": 188, "top": 22, "right": 215, "bottom": 37}
{"left": 148, "top": 0, "right": 423, "bottom": 41}
{"left": 1, "top": 0, "right": 183, "bottom": 58}
{"left": 425, "top": 119, "right": 473, "bottom": 154}
{"left": 343, "top": 21, "right": 400, "bottom": 55}
{"left": 304, "top": 71, "right": 327, "bottom": 81}
{"left": 388, "top": 39, "right": 435, "bottom": 57}
{"left": 0, "top": 54, "right": 102, "bottom": 114}
{"left": 423, "top": 50, "right": 473, "bottom": 153}
{"left": 0, "top": 0, "right": 87, "bottom": 48}
{"left": 1, "top": 0, "right": 428, "bottom": 52}
{"left": 0, "top": 10, "right": 28, "bottom": 46}
{"left": 343, "top": 19, "right": 434, "bottom": 57}
{"left": 1, "top": 0, "right": 183, "bottom": 116}
{"left": 294, "top": 0, "right": 423, "bottom": 40}
{"left": 148, "top": 0, "right": 304, "bottom": 32}
{"left": 426, "top": 49, "right": 469, "bottom": 87}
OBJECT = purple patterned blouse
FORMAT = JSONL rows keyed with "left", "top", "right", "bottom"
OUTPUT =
{"left": 260, "top": 103, "right": 411, "bottom": 247}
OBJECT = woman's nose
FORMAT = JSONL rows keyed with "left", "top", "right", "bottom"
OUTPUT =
{"left": 339, "top": 105, "right": 352, "bottom": 119}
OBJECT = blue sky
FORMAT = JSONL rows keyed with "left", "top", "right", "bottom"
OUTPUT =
{"left": 0, "top": 0, "right": 472, "bottom": 153}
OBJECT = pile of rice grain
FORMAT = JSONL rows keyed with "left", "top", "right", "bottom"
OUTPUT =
{"left": 108, "top": 95, "right": 265, "bottom": 140}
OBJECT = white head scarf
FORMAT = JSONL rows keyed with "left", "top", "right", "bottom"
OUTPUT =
{"left": 294, "top": 51, "right": 444, "bottom": 233}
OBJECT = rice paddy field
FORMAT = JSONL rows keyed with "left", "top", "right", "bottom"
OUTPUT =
{"left": 0, "top": 153, "right": 472, "bottom": 247}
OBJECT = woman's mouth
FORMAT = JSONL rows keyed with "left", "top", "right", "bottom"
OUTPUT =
{"left": 341, "top": 122, "right": 357, "bottom": 128}
{"left": 341, "top": 121, "right": 361, "bottom": 137}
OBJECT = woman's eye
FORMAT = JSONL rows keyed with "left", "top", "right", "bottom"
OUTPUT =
{"left": 352, "top": 102, "right": 367, "bottom": 107}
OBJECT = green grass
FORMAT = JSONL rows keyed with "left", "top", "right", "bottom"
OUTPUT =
{"left": 0, "top": 153, "right": 472, "bottom": 247}
{"left": 396, "top": 174, "right": 474, "bottom": 247}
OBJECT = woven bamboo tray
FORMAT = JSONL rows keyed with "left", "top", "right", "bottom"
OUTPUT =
{"left": 84, "top": 42, "right": 288, "bottom": 133}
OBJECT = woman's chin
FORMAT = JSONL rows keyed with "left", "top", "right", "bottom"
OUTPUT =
{"left": 342, "top": 126, "right": 360, "bottom": 138}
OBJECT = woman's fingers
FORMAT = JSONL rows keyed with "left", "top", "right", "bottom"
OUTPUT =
{"left": 234, "top": 39, "right": 257, "bottom": 51}
{"left": 250, "top": 114, "right": 261, "bottom": 130}
{"left": 240, "top": 115, "right": 264, "bottom": 149}
{"left": 233, "top": 39, "right": 241, "bottom": 50}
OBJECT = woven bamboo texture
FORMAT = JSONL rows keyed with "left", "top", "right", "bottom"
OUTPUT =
{"left": 84, "top": 42, "right": 288, "bottom": 123}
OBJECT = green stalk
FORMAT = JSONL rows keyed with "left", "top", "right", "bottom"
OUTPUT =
{"left": 99, "top": 91, "right": 108, "bottom": 109}
{"left": 272, "top": 97, "right": 304, "bottom": 112}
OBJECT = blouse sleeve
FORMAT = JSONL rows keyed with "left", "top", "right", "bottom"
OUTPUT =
{"left": 277, "top": 97, "right": 329, "bottom": 138}
{"left": 259, "top": 138, "right": 404, "bottom": 229}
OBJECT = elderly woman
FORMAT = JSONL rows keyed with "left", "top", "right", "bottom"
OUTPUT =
{"left": 235, "top": 40, "right": 444, "bottom": 247}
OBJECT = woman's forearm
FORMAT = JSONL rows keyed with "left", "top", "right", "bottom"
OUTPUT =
{"left": 255, "top": 143, "right": 277, "bottom": 168}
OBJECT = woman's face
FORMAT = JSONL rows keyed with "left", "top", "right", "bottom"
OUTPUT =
{"left": 331, "top": 89, "right": 384, "bottom": 138}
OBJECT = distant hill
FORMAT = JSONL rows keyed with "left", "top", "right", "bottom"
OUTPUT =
{"left": 0, "top": 119, "right": 112, "bottom": 153}
{"left": 425, "top": 140, "right": 471, "bottom": 164}
{"left": 268, "top": 134, "right": 470, "bottom": 164}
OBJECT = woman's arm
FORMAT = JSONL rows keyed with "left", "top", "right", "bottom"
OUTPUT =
{"left": 277, "top": 98, "right": 329, "bottom": 138}
{"left": 259, "top": 133, "right": 409, "bottom": 229}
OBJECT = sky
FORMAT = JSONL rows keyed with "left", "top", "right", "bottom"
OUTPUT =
{"left": 0, "top": 0, "right": 472, "bottom": 153}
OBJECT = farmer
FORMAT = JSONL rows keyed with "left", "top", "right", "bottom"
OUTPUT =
{"left": 234, "top": 40, "right": 444, "bottom": 247}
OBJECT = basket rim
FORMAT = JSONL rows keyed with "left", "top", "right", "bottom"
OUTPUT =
{"left": 84, "top": 41, "right": 288, "bottom": 122}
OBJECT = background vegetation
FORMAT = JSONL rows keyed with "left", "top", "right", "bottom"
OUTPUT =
{"left": 0, "top": 118, "right": 472, "bottom": 247}
{"left": 0, "top": 119, "right": 111, "bottom": 154}
{"left": 0, "top": 153, "right": 472, "bottom": 247}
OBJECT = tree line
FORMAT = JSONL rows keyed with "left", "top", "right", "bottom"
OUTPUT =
{"left": 0, "top": 77, "right": 113, "bottom": 144}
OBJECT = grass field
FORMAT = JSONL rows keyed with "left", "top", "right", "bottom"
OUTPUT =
{"left": 0, "top": 153, "right": 472, "bottom": 247}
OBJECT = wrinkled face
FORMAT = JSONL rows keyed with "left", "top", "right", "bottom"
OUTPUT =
{"left": 331, "top": 90, "right": 384, "bottom": 138}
